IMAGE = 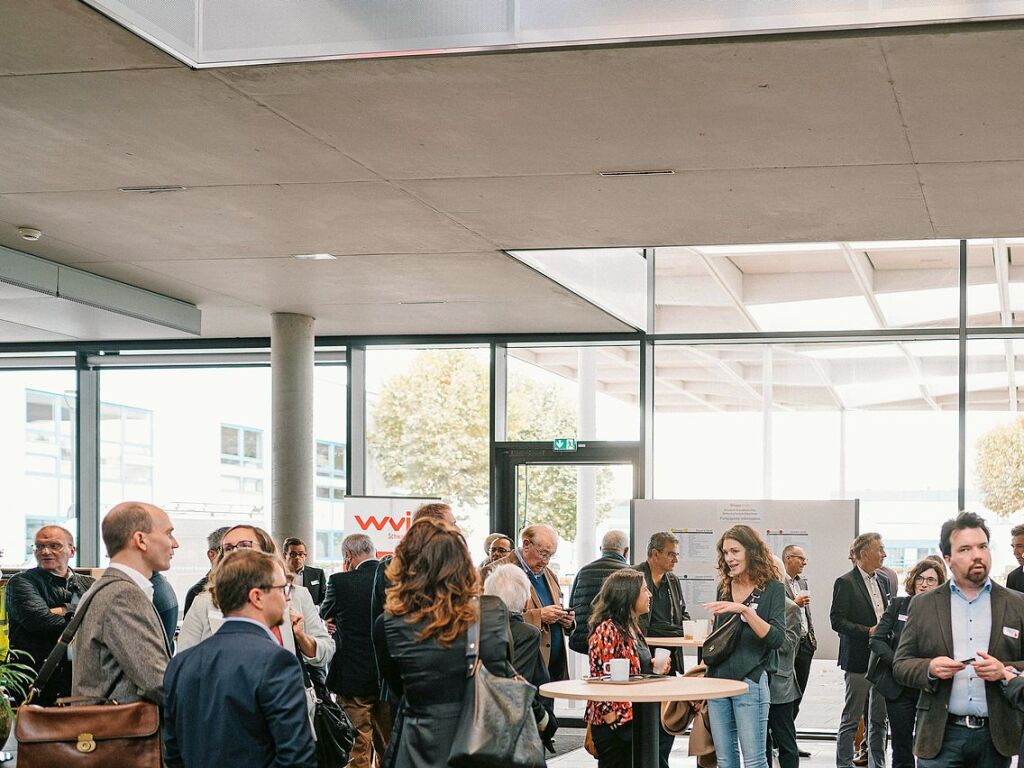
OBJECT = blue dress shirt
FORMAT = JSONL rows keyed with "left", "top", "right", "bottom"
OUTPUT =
{"left": 949, "top": 579, "right": 992, "bottom": 717}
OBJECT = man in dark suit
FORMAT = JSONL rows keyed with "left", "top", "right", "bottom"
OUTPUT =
{"left": 182, "top": 525, "right": 230, "bottom": 616}
{"left": 831, "top": 532, "right": 891, "bottom": 768}
{"left": 894, "top": 511, "right": 1024, "bottom": 768}
{"left": 322, "top": 533, "right": 390, "bottom": 768}
{"left": 164, "top": 548, "right": 315, "bottom": 768}
{"left": 284, "top": 537, "right": 326, "bottom": 606}
{"left": 1007, "top": 524, "right": 1024, "bottom": 593}
{"left": 567, "top": 529, "right": 629, "bottom": 654}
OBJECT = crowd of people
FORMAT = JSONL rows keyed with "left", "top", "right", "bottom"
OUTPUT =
{"left": 5, "top": 503, "right": 1024, "bottom": 768}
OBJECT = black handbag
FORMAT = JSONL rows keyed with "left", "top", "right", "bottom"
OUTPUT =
{"left": 701, "top": 586, "right": 762, "bottom": 668}
{"left": 296, "top": 651, "right": 355, "bottom": 768}
{"left": 448, "top": 600, "right": 546, "bottom": 768}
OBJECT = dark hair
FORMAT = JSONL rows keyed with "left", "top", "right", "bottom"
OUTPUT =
{"left": 589, "top": 569, "right": 645, "bottom": 637}
{"left": 102, "top": 503, "right": 154, "bottom": 557}
{"left": 206, "top": 526, "right": 230, "bottom": 552}
{"left": 904, "top": 557, "right": 947, "bottom": 595}
{"left": 851, "top": 532, "right": 881, "bottom": 560}
{"left": 647, "top": 531, "right": 679, "bottom": 558}
{"left": 715, "top": 525, "right": 780, "bottom": 594}
{"left": 1012, "top": 524, "right": 1024, "bottom": 538}
{"left": 282, "top": 537, "right": 307, "bottom": 552}
{"left": 939, "top": 511, "right": 990, "bottom": 557}
{"left": 211, "top": 549, "right": 280, "bottom": 614}
{"left": 384, "top": 518, "right": 478, "bottom": 646}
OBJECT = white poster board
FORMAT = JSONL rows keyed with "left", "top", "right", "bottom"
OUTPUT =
{"left": 344, "top": 495, "right": 441, "bottom": 557}
{"left": 632, "top": 499, "right": 859, "bottom": 660}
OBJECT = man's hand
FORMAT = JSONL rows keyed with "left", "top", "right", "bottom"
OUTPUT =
{"left": 794, "top": 594, "right": 810, "bottom": 608}
{"left": 867, "top": 624, "right": 877, "bottom": 636}
{"left": 540, "top": 604, "right": 567, "bottom": 625}
{"left": 557, "top": 609, "right": 574, "bottom": 629}
{"left": 49, "top": 607, "right": 66, "bottom": 616}
{"left": 928, "top": 656, "right": 966, "bottom": 680}
{"left": 974, "top": 651, "right": 1006, "bottom": 682}
{"left": 290, "top": 609, "right": 306, "bottom": 639}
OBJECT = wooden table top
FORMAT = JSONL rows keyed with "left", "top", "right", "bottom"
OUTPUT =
{"left": 540, "top": 676, "right": 748, "bottom": 703}
{"left": 646, "top": 636, "right": 704, "bottom": 648}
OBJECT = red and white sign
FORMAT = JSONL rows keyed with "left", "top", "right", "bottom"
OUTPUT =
{"left": 344, "top": 496, "right": 441, "bottom": 557}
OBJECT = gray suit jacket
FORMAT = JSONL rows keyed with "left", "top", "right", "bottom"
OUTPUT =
{"left": 893, "top": 581, "right": 1024, "bottom": 759}
{"left": 769, "top": 597, "right": 802, "bottom": 705}
{"left": 785, "top": 575, "right": 817, "bottom": 651}
{"left": 71, "top": 568, "right": 170, "bottom": 705}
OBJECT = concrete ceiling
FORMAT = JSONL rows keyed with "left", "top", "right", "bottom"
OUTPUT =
{"left": 2, "top": 0, "right": 1023, "bottom": 339}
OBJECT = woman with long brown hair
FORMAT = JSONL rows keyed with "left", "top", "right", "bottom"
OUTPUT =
{"left": 373, "top": 517, "right": 538, "bottom": 768}
{"left": 702, "top": 524, "right": 786, "bottom": 768}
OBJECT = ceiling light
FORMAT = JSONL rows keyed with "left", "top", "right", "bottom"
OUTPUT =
{"left": 399, "top": 300, "right": 446, "bottom": 305}
{"left": 17, "top": 227, "right": 41, "bottom": 241}
{"left": 598, "top": 169, "right": 675, "bottom": 177}
{"left": 118, "top": 185, "right": 187, "bottom": 193}
{"left": 292, "top": 253, "right": 336, "bottom": 261}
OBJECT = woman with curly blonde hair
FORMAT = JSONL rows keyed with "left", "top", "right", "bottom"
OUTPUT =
{"left": 373, "top": 517, "right": 539, "bottom": 768}
{"left": 701, "top": 524, "right": 786, "bottom": 768}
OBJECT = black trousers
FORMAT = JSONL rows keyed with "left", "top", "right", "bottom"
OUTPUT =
{"left": 885, "top": 690, "right": 917, "bottom": 768}
{"left": 767, "top": 700, "right": 799, "bottom": 768}
{"left": 591, "top": 722, "right": 632, "bottom": 768}
{"left": 918, "top": 723, "right": 1010, "bottom": 768}
{"left": 792, "top": 637, "right": 814, "bottom": 719}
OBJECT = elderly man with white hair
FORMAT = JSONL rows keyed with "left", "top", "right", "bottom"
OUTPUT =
{"left": 481, "top": 523, "right": 572, "bottom": 682}
{"left": 567, "top": 529, "right": 630, "bottom": 655}
{"left": 484, "top": 564, "right": 558, "bottom": 749}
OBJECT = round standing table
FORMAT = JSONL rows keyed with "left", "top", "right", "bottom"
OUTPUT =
{"left": 540, "top": 676, "right": 747, "bottom": 768}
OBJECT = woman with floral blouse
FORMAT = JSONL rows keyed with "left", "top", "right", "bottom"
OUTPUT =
{"left": 587, "top": 569, "right": 671, "bottom": 768}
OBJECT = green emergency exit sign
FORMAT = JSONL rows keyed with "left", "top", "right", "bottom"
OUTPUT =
{"left": 553, "top": 438, "right": 577, "bottom": 452}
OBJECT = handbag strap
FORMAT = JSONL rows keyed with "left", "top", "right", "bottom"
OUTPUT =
{"left": 464, "top": 597, "right": 481, "bottom": 677}
{"left": 27, "top": 577, "right": 119, "bottom": 703}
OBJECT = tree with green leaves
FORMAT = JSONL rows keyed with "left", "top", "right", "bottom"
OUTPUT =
{"left": 367, "top": 349, "right": 610, "bottom": 541}
{"left": 974, "top": 416, "right": 1024, "bottom": 518}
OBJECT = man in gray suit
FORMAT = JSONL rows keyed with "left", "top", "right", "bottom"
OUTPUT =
{"left": 768, "top": 595, "right": 803, "bottom": 768}
{"left": 72, "top": 501, "right": 178, "bottom": 705}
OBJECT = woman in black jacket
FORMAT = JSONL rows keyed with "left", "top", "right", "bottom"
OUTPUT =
{"left": 868, "top": 557, "right": 946, "bottom": 768}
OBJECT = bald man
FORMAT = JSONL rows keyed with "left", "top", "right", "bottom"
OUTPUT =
{"left": 5, "top": 525, "right": 95, "bottom": 704}
{"left": 482, "top": 524, "right": 572, "bottom": 682}
{"left": 72, "top": 502, "right": 178, "bottom": 705}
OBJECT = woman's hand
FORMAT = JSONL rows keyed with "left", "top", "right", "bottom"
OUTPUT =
{"left": 702, "top": 600, "right": 748, "bottom": 617}
{"left": 652, "top": 655, "right": 671, "bottom": 675}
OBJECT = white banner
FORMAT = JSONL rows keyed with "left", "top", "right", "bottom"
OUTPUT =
{"left": 344, "top": 496, "right": 441, "bottom": 557}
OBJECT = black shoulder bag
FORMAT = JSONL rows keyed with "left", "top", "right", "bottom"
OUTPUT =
{"left": 448, "top": 599, "right": 546, "bottom": 768}
{"left": 295, "top": 648, "right": 355, "bottom": 768}
{"left": 701, "top": 586, "right": 763, "bottom": 668}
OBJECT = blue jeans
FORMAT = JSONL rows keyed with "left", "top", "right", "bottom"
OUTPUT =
{"left": 707, "top": 672, "right": 770, "bottom": 768}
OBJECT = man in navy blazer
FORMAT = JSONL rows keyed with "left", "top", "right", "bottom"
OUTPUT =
{"left": 164, "top": 548, "right": 315, "bottom": 768}
{"left": 831, "top": 533, "right": 892, "bottom": 768}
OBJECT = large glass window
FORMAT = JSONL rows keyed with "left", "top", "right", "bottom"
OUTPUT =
{"left": 366, "top": 347, "right": 490, "bottom": 555}
{"left": 5, "top": 372, "right": 78, "bottom": 567}
{"left": 313, "top": 365, "right": 348, "bottom": 568}
{"left": 506, "top": 344, "right": 641, "bottom": 442}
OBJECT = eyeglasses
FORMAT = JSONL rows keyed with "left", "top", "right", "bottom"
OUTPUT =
{"left": 286, "top": 551, "right": 307, "bottom": 559}
{"left": 221, "top": 540, "right": 255, "bottom": 553}
{"left": 527, "top": 543, "right": 555, "bottom": 560}
{"left": 915, "top": 576, "right": 939, "bottom": 586}
{"left": 34, "top": 543, "right": 66, "bottom": 553}
{"left": 490, "top": 546, "right": 512, "bottom": 556}
{"left": 261, "top": 583, "right": 294, "bottom": 598}
{"left": 786, "top": 555, "right": 807, "bottom": 562}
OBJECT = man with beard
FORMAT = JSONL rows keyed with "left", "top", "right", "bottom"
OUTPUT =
{"left": 894, "top": 511, "right": 1024, "bottom": 768}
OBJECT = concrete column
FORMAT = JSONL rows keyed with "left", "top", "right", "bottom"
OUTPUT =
{"left": 576, "top": 348, "right": 597, "bottom": 568}
{"left": 271, "top": 313, "right": 315, "bottom": 556}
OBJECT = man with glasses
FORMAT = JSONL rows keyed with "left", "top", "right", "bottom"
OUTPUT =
{"left": 638, "top": 531, "right": 689, "bottom": 768}
{"left": 479, "top": 533, "right": 513, "bottom": 569}
{"left": 482, "top": 523, "right": 573, "bottom": 682}
{"left": 782, "top": 544, "right": 816, "bottom": 759}
{"left": 163, "top": 548, "right": 315, "bottom": 768}
{"left": 5, "top": 525, "right": 95, "bottom": 704}
{"left": 283, "top": 537, "right": 326, "bottom": 606}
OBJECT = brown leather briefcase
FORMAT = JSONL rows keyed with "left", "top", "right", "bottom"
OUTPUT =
{"left": 16, "top": 699, "right": 161, "bottom": 768}
{"left": 15, "top": 579, "right": 163, "bottom": 767}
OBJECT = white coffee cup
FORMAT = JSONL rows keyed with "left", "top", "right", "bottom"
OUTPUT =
{"left": 683, "top": 620, "right": 696, "bottom": 638}
{"left": 692, "top": 620, "right": 710, "bottom": 642}
{"left": 654, "top": 647, "right": 671, "bottom": 672}
{"left": 603, "top": 658, "right": 630, "bottom": 681}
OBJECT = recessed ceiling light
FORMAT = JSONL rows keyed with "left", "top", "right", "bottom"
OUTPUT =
{"left": 118, "top": 185, "right": 187, "bottom": 193}
{"left": 17, "top": 227, "right": 41, "bottom": 241}
{"left": 399, "top": 300, "right": 446, "bottom": 305}
{"left": 598, "top": 169, "right": 675, "bottom": 177}
{"left": 292, "top": 253, "right": 336, "bottom": 260}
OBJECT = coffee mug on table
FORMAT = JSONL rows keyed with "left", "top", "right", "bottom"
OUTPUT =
{"left": 654, "top": 647, "right": 670, "bottom": 667}
{"left": 603, "top": 658, "right": 630, "bottom": 681}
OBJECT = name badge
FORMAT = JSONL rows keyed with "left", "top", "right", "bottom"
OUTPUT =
{"left": 897, "top": 614, "right": 908, "bottom": 623}
{"left": 1004, "top": 626, "right": 1020, "bottom": 639}
{"left": 310, "top": 580, "right": 320, "bottom": 585}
